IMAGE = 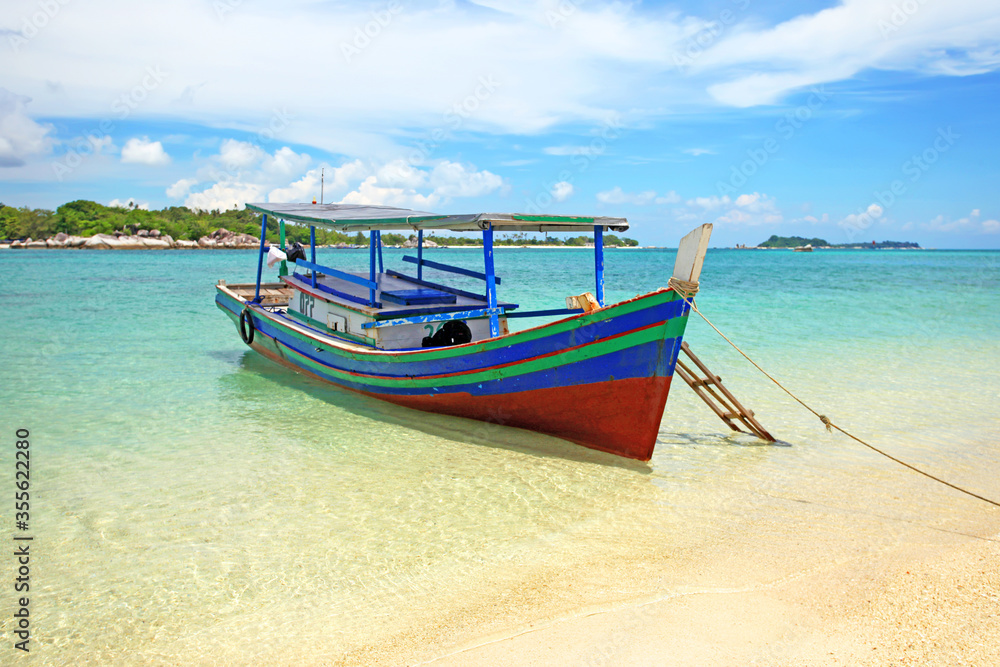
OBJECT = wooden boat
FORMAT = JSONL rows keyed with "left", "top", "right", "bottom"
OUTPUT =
{"left": 215, "top": 204, "right": 712, "bottom": 460}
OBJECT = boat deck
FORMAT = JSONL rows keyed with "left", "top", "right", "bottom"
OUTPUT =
{"left": 284, "top": 270, "right": 516, "bottom": 318}
{"left": 217, "top": 281, "right": 292, "bottom": 307}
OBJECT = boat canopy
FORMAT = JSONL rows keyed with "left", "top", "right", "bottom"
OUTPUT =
{"left": 245, "top": 203, "right": 629, "bottom": 233}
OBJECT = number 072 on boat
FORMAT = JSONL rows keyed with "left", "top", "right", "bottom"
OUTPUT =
{"left": 215, "top": 203, "right": 712, "bottom": 461}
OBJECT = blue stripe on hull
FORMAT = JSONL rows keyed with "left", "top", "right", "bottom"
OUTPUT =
{"left": 216, "top": 292, "right": 687, "bottom": 379}
{"left": 253, "top": 321, "right": 679, "bottom": 398}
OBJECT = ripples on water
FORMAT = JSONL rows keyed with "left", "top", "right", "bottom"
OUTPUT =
{"left": 2, "top": 248, "right": 998, "bottom": 663}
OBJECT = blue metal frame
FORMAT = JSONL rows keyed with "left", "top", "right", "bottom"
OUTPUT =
{"left": 368, "top": 232, "right": 377, "bottom": 307}
{"left": 375, "top": 230, "right": 384, "bottom": 274}
{"left": 417, "top": 230, "right": 423, "bottom": 280}
{"left": 594, "top": 224, "right": 605, "bottom": 307}
{"left": 385, "top": 270, "right": 489, "bottom": 302}
{"left": 362, "top": 307, "right": 504, "bottom": 330}
{"left": 506, "top": 308, "right": 584, "bottom": 319}
{"left": 291, "top": 273, "right": 380, "bottom": 308}
{"left": 483, "top": 225, "right": 499, "bottom": 337}
{"left": 253, "top": 213, "right": 268, "bottom": 302}
{"left": 310, "top": 226, "right": 317, "bottom": 288}
{"left": 294, "top": 260, "right": 376, "bottom": 290}
{"left": 402, "top": 256, "right": 501, "bottom": 284}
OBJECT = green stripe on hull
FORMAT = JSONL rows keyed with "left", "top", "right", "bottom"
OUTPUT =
{"left": 217, "top": 286, "right": 683, "bottom": 366}
{"left": 274, "top": 317, "right": 685, "bottom": 390}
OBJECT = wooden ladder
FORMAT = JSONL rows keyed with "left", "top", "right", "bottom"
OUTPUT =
{"left": 675, "top": 341, "right": 775, "bottom": 442}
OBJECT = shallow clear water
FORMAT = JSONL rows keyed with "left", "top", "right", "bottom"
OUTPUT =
{"left": 1, "top": 247, "right": 998, "bottom": 664}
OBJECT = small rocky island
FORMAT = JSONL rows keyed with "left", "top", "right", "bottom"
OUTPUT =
{"left": 4, "top": 227, "right": 262, "bottom": 250}
{"left": 755, "top": 235, "right": 921, "bottom": 249}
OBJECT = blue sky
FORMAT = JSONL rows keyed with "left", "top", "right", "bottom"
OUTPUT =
{"left": 2, "top": 0, "right": 999, "bottom": 247}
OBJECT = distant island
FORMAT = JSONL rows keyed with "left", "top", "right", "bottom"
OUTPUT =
{"left": 755, "top": 235, "right": 921, "bottom": 249}
{"left": 0, "top": 200, "right": 640, "bottom": 249}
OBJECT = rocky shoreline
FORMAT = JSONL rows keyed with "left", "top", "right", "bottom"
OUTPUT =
{"left": 1, "top": 228, "right": 262, "bottom": 250}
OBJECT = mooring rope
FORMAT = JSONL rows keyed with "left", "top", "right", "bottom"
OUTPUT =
{"left": 674, "top": 291, "right": 1000, "bottom": 510}
{"left": 667, "top": 276, "right": 700, "bottom": 301}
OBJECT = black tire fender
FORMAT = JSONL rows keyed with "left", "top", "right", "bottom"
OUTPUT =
{"left": 239, "top": 307, "right": 255, "bottom": 345}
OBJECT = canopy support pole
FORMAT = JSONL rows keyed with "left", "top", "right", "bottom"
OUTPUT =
{"left": 594, "top": 225, "right": 605, "bottom": 307}
{"left": 417, "top": 230, "right": 424, "bottom": 280}
{"left": 253, "top": 214, "right": 267, "bottom": 303}
{"left": 310, "top": 226, "right": 317, "bottom": 288}
{"left": 483, "top": 225, "right": 499, "bottom": 337}
{"left": 375, "top": 230, "right": 384, "bottom": 274}
{"left": 369, "top": 232, "right": 378, "bottom": 307}
{"left": 278, "top": 218, "right": 288, "bottom": 277}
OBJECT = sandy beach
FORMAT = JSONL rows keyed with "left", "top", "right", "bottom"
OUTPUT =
{"left": 357, "top": 499, "right": 999, "bottom": 667}
{"left": 415, "top": 528, "right": 999, "bottom": 666}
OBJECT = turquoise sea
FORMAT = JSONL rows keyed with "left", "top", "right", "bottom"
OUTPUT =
{"left": 2, "top": 247, "right": 999, "bottom": 664}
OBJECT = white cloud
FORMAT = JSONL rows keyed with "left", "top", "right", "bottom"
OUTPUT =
{"left": 267, "top": 160, "right": 369, "bottom": 203}
{"left": 598, "top": 186, "right": 656, "bottom": 205}
{"left": 376, "top": 159, "right": 427, "bottom": 189}
{"left": 166, "top": 177, "right": 198, "bottom": 199}
{"left": 186, "top": 181, "right": 267, "bottom": 212}
{"left": 121, "top": 137, "right": 171, "bottom": 166}
{"left": 178, "top": 150, "right": 501, "bottom": 211}
{"left": 687, "top": 195, "right": 731, "bottom": 211}
{"left": 655, "top": 191, "right": 681, "bottom": 205}
{"left": 428, "top": 161, "right": 503, "bottom": 198}
{"left": 714, "top": 192, "right": 783, "bottom": 225}
{"left": 678, "top": 191, "right": 783, "bottom": 225}
{"left": 261, "top": 146, "right": 311, "bottom": 179}
{"left": 339, "top": 175, "right": 439, "bottom": 210}
{"left": 683, "top": 148, "right": 715, "bottom": 156}
{"left": 218, "top": 139, "right": 263, "bottom": 169}
{"left": 597, "top": 187, "right": 680, "bottom": 206}
{"left": 0, "top": 88, "right": 53, "bottom": 167}
{"left": 178, "top": 142, "right": 313, "bottom": 209}
{"left": 922, "top": 208, "right": 1000, "bottom": 234}
{"left": 3, "top": 0, "right": 998, "bottom": 174}
{"left": 838, "top": 203, "right": 885, "bottom": 232}
{"left": 698, "top": 0, "right": 1000, "bottom": 106}
{"left": 108, "top": 198, "right": 149, "bottom": 210}
{"left": 551, "top": 181, "right": 573, "bottom": 202}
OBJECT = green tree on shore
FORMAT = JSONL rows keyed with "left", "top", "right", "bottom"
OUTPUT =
{"left": 0, "top": 200, "right": 640, "bottom": 247}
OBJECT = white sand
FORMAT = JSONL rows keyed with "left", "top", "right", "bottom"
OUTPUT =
{"left": 411, "top": 530, "right": 1000, "bottom": 666}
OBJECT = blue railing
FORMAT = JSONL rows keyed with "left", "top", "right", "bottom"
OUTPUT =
{"left": 401, "top": 255, "right": 501, "bottom": 285}
{"left": 361, "top": 307, "right": 505, "bottom": 330}
{"left": 294, "top": 259, "right": 379, "bottom": 307}
{"left": 505, "top": 308, "right": 584, "bottom": 319}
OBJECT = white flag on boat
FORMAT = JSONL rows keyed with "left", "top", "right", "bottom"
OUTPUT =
{"left": 266, "top": 245, "right": 287, "bottom": 268}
